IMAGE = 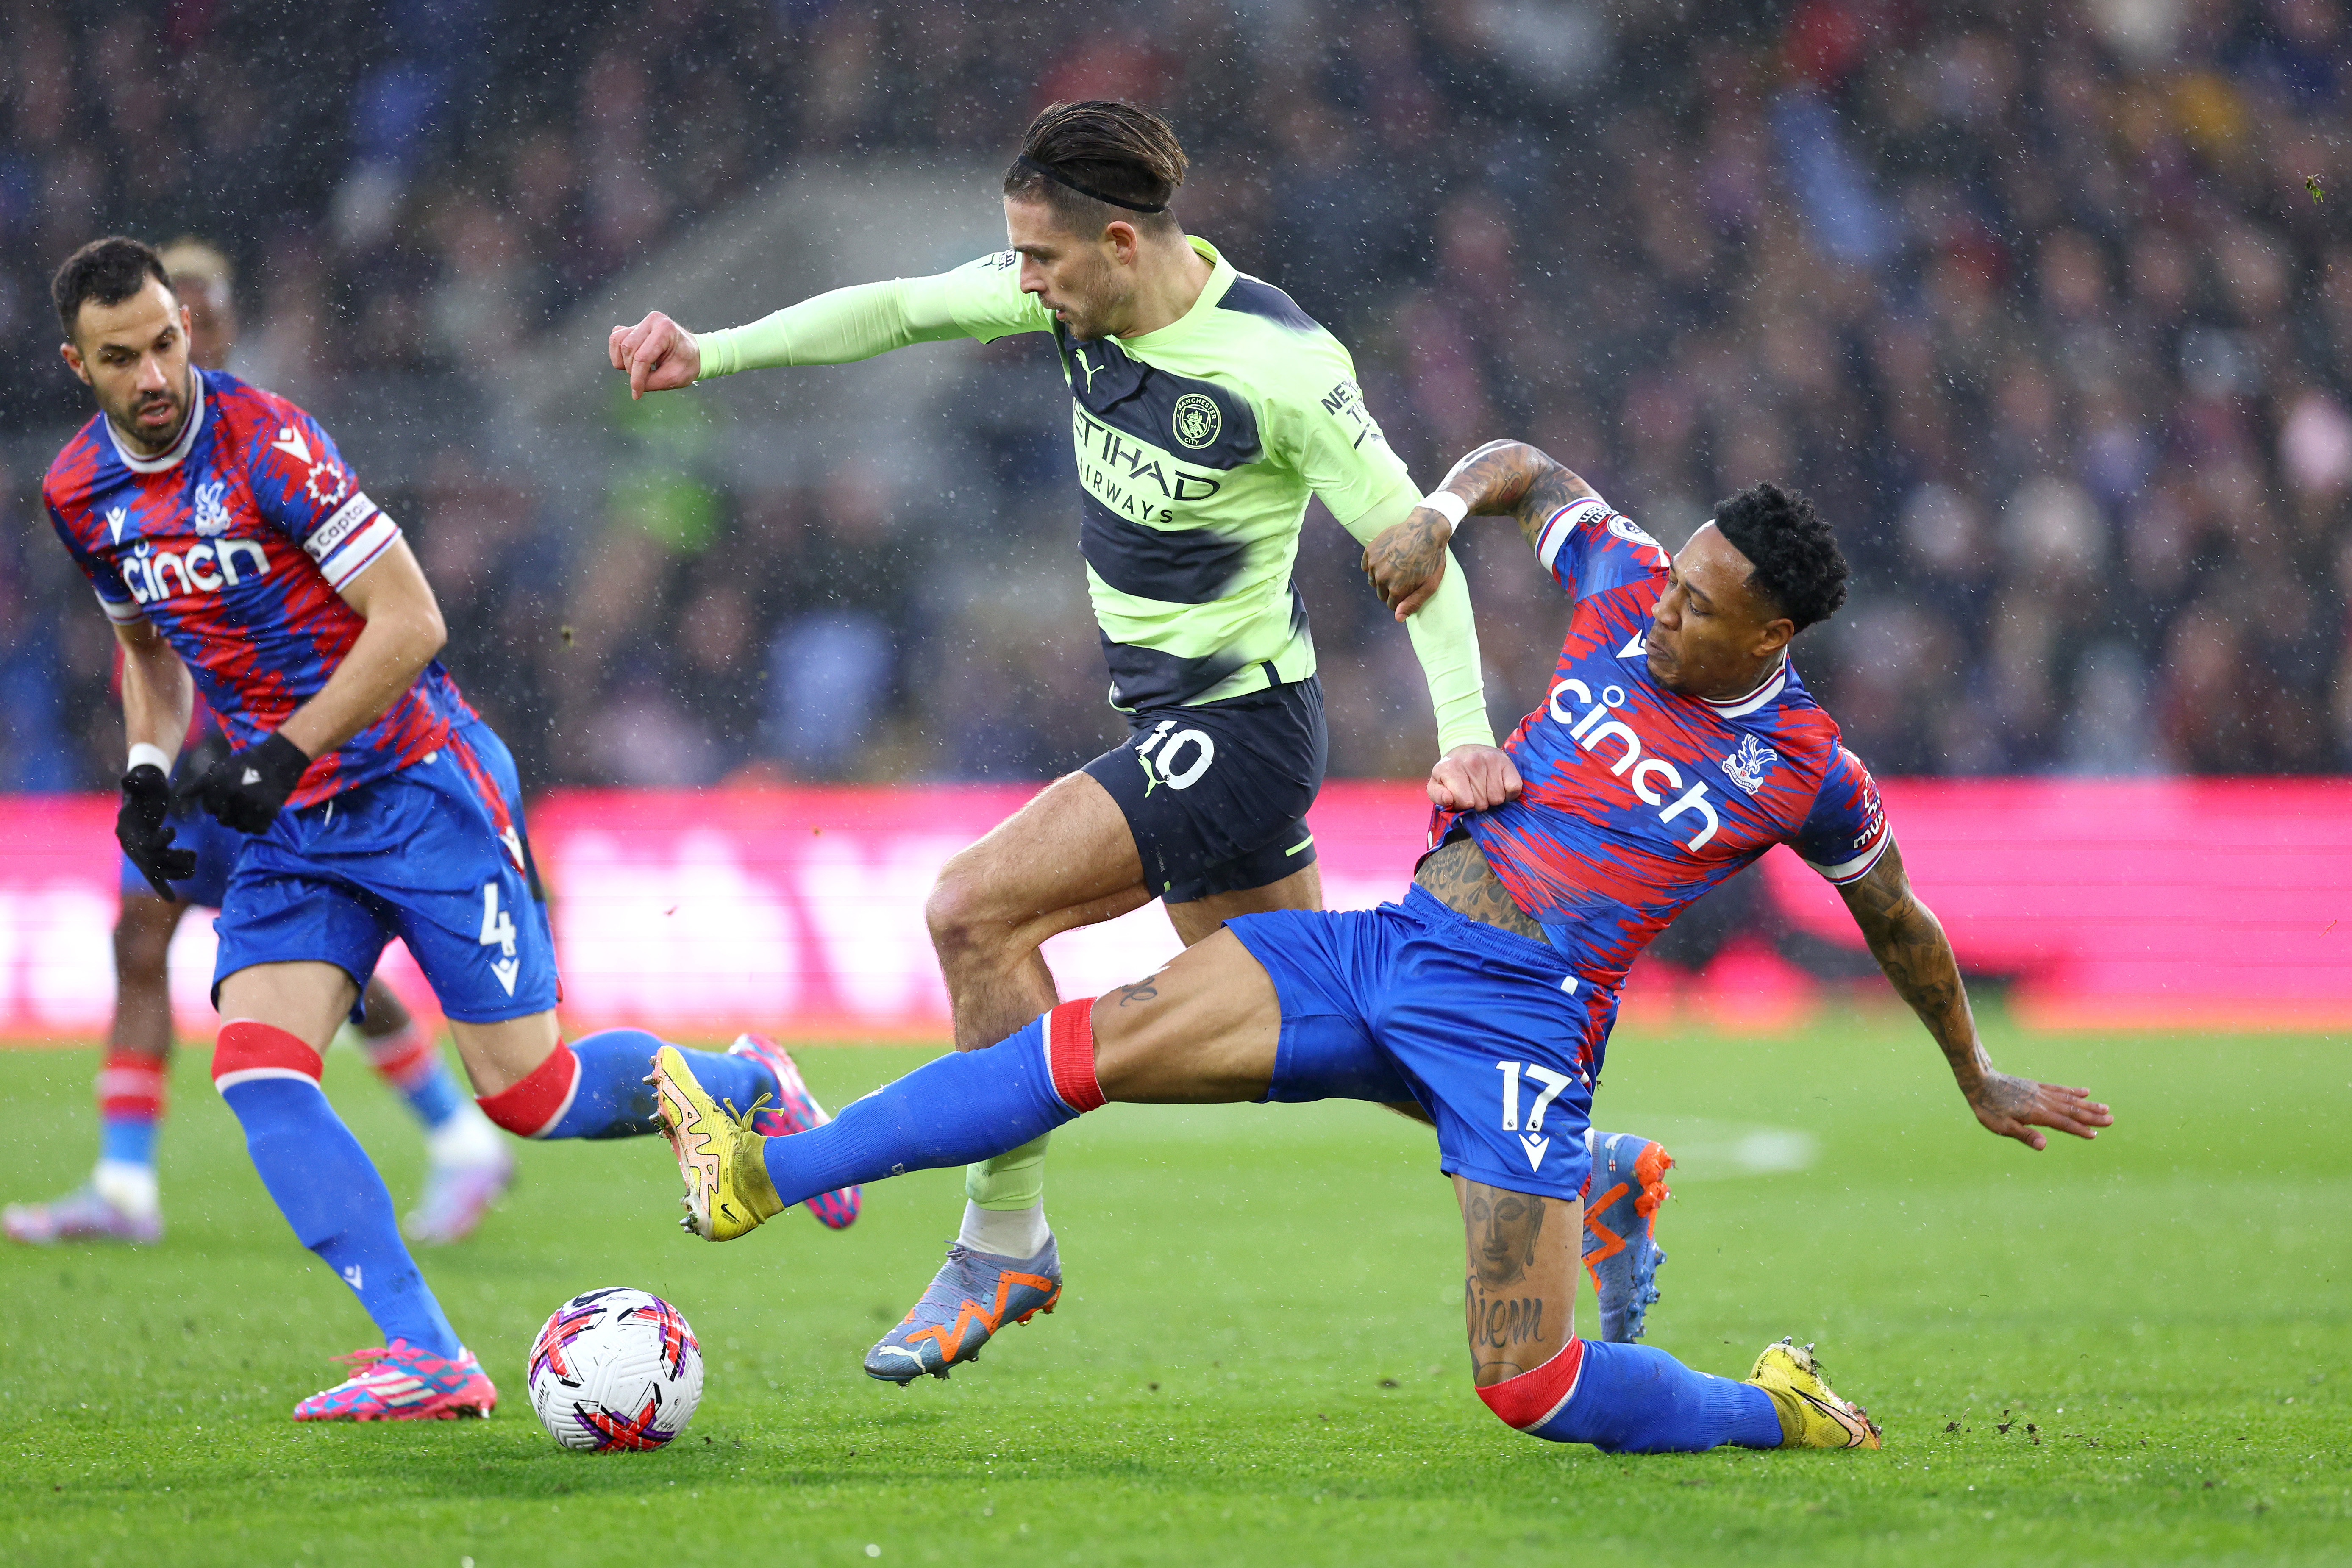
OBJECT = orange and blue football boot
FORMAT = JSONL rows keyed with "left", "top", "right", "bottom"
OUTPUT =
{"left": 291, "top": 1338, "right": 496, "bottom": 1421}
{"left": 727, "top": 1034, "right": 861, "bottom": 1230}
{"left": 863, "top": 1239, "right": 1062, "bottom": 1384}
{"left": 1582, "top": 1129, "right": 1674, "bottom": 1343}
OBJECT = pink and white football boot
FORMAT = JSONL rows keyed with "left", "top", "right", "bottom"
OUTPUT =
{"left": 291, "top": 1339, "right": 496, "bottom": 1421}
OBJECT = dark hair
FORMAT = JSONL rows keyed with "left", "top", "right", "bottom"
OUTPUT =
{"left": 1710, "top": 482, "right": 1849, "bottom": 632}
{"left": 1003, "top": 100, "right": 1187, "bottom": 234}
{"left": 53, "top": 236, "right": 172, "bottom": 338}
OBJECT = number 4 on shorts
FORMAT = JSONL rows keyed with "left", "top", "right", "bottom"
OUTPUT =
{"left": 480, "top": 882, "right": 521, "bottom": 995}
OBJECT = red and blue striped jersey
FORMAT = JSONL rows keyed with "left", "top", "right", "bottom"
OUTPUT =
{"left": 44, "top": 370, "right": 455, "bottom": 807}
{"left": 1432, "top": 495, "right": 1888, "bottom": 985}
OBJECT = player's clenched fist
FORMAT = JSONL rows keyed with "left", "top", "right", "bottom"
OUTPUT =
{"left": 181, "top": 732, "right": 310, "bottom": 835}
{"left": 116, "top": 763, "right": 197, "bottom": 899}
{"left": 1427, "top": 744, "right": 1523, "bottom": 812}
{"left": 609, "top": 312, "right": 700, "bottom": 399}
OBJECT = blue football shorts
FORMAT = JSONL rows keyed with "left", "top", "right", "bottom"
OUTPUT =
{"left": 209, "top": 720, "right": 557, "bottom": 1023}
{"left": 1227, "top": 885, "right": 1617, "bottom": 1203}
{"left": 120, "top": 795, "right": 244, "bottom": 910}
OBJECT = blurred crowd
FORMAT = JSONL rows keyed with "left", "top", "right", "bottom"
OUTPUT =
{"left": 3, "top": 0, "right": 2350, "bottom": 792}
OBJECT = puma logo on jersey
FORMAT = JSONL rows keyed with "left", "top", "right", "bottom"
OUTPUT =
{"left": 1546, "top": 676, "right": 1720, "bottom": 850}
{"left": 271, "top": 426, "right": 313, "bottom": 465}
{"left": 1072, "top": 348, "right": 1102, "bottom": 393}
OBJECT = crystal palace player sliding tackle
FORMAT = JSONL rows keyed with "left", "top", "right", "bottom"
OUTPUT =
{"left": 652, "top": 441, "right": 2113, "bottom": 1453}
{"left": 40, "top": 237, "right": 859, "bottom": 1422}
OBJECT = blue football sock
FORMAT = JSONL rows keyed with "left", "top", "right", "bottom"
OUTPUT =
{"left": 398, "top": 1061, "right": 466, "bottom": 1131}
{"left": 546, "top": 1030, "right": 774, "bottom": 1140}
{"left": 762, "top": 1016, "right": 1077, "bottom": 1208}
{"left": 220, "top": 1077, "right": 462, "bottom": 1359}
{"left": 1519, "top": 1340, "right": 1782, "bottom": 1453}
{"left": 99, "top": 1113, "right": 158, "bottom": 1168}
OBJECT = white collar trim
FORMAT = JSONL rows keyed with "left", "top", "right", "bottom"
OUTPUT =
{"left": 1699, "top": 657, "right": 1789, "bottom": 719}
{"left": 105, "top": 372, "right": 206, "bottom": 475}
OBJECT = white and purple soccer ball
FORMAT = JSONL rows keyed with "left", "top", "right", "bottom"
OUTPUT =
{"left": 526, "top": 1287, "right": 704, "bottom": 1451}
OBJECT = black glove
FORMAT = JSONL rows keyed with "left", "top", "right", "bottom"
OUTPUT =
{"left": 180, "top": 731, "right": 311, "bottom": 834}
{"left": 117, "top": 763, "right": 197, "bottom": 899}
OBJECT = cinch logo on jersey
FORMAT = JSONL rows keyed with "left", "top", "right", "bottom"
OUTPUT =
{"left": 1543, "top": 676, "right": 1721, "bottom": 851}
{"left": 120, "top": 534, "right": 272, "bottom": 606}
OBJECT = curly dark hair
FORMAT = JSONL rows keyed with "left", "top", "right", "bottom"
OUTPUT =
{"left": 1709, "top": 482, "right": 1849, "bottom": 632}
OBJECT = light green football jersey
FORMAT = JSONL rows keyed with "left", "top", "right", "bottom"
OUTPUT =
{"left": 906, "top": 238, "right": 1412, "bottom": 710}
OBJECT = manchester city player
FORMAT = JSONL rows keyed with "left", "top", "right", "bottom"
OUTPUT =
{"left": 5, "top": 239, "right": 514, "bottom": 1252}
{"left": 42, "top": 236, "right": 857, "bottom": 1421}
{"left": 649, "top": 438, "right": 2113, "bottom": 1452}
{"left": 614, "top": 100, "right": 1651, "bottom": 1381}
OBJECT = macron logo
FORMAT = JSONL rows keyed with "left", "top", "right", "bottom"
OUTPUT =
{"left": 106, "top": 505, "right": 129, "bottom": 544}
{"left": 271, "top": 426, "right": 313, "bottom": 465}
{"left": 341, "top": 1265, "right": 363, "bottom": 1289}
{"left": 492, "top": 957, "right": 520, "bottom": 996}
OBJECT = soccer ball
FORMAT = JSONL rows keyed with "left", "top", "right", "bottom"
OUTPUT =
{"left": 526, "top": 1287, "right": 704, "bottom": 1451}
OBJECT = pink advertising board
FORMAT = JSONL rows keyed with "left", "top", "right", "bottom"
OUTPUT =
{"left": 3, "top": 780, "right": 2346, "bottom": 1043}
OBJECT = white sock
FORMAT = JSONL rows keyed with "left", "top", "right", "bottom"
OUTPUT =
{"left": 425, "top": 1103, "right": 507, "bottom": 1168}
{"left": 957, "top": 1199, "right": 1051, "bottom": 1259}
{"left": 93, "top": 1159, "right": 160, "bottom": 1219}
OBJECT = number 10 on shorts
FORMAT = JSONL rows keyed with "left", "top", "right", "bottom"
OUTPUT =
{"left": 1497, "top": 1060, "right": 1573, "bottom": 1173}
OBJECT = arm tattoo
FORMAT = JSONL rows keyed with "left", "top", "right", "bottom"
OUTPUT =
{"left": 1413, "top": 833, "right": 1547, "bottom": 941}
{"left": 1840, "top": 840, "right": 1988, "bottom": 1086}
{"left": 1112, "top": 979, "right": 1159, "bottom": 1008}
{"left": 1432, "top": 440, "right": 1599, "bottom": 553}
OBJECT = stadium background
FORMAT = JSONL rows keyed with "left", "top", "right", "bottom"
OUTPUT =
{"left": 1, "top": 0, "right": 2348, "bottom": 1036}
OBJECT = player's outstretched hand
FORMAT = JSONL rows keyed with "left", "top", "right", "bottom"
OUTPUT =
{"left": 179, "top": 732, "right": 310, "bottom": 835}
{"left": 1428, "top": 744, "right": 1522, "bottom": 812}
{"left": 609, "top": 312, "right": 700, "bottom": 399}
{"left": 116, "top": 763, "right": 196, "bottom": 900}
{"left": 1361, "top": 507, "right": 1452, "bottom": 620}
{"left": 1964, "top": 1069, "right": 2113, "bottom": 1151}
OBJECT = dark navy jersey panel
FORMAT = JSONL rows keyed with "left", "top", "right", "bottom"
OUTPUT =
{"left": 1079, "top": 493, "right": 1250, "bottom": 605}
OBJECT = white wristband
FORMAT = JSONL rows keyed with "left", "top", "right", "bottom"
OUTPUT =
{"left": 1418, "top": 489, "right": 1468, "bottom": 529}
{"left": 128, "top": 742, "right": 171, "bottom": 776}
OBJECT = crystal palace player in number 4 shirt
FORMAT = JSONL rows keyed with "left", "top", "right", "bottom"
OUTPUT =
{"left": 41, "top": 236, "right": 856, "bottom": 1422}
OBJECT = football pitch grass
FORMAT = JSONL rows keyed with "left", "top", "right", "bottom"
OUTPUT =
{"left": 3, "top": 1008, "right": 2346, "bottom": 1566}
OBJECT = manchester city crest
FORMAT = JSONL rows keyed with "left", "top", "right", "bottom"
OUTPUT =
{"left": 1721, "top": 734, "right": 1777, "bottom": 795}
{"left": 1171, "top": 392, "right": 1221, "bottom": 449}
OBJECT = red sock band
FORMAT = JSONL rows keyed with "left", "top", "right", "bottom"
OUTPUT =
{"left": 476, "top": 1041, "right": 578, "bottom": 1139}
{"left": 1046, "top": 999, "right": 1104, "bottom": 1113}
{"left": 364, "top": 1026, "right": 436, "bottom": 1090}
{"left": 1474, "top": 1337, "right": 1587, "bottom": 1432}
{"left": 97, "top": 1050, "right": 167, "bottom": 1119}
{"left": 211, "top": 1020, "right": 325, "bottom": 1094}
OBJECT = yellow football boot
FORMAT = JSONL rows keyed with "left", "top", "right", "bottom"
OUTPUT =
{"left": 648, "top": 1046, "right": 785, "bottom": 1241}
{"left": 1745, "top": 1338, "right": 1883, "bottom": 1449}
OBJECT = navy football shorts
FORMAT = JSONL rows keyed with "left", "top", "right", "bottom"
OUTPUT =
{"left": 1083, "top": 673, "right": 1326, "bottom": 905}
{"left": 209, "top": 722, "right": 556, "bottom": 1023}
{"left": 1228, "top": 885, "right": 1616, "bottom": 1203}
